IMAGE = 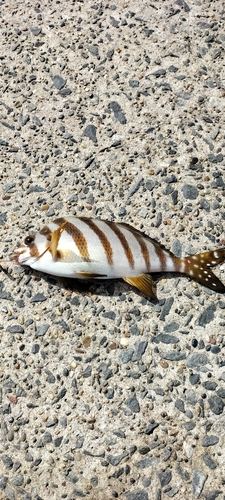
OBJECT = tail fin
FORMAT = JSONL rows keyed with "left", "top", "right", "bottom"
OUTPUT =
{"left": 182, "top": 248, "right": 225, "bottom": 293}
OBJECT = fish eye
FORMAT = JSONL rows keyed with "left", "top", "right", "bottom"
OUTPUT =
{"left": 24, "top": 235, "right": 35, "bottom": 246}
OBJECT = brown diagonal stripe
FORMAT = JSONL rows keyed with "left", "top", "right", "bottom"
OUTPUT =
{"left": 81, "top": 218, "right": 113, "bottom": 265}
{"left": 132, "top": 232, "right": 150, "bottom": 272}
{"left": 55, "top": 219, "right": 90, "bottom": 262}
{"left": 105, "top": 221, "right": 134, "bottom": 268}
{"left": 154, "top": 243, "right": 167, "bottom": 271}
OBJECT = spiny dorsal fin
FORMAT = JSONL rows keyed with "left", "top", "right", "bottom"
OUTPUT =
{"left": 123, "top": 274, "right": 155, "bottom": 297}
{"left": 118, "top": 222, "right": 175, "bottom": 258}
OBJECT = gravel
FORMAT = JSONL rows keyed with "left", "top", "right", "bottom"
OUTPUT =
{"left": 1, "top": 0, "right": 225, "bottom": 499}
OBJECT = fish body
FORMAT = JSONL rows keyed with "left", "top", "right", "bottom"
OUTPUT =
{"left": 13, "top": 216, "right": 225, "bottom": 297}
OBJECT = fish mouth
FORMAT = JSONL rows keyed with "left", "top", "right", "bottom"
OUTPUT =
{"left": 13, "top": 245, "right": 51, "bottom": 265}
{"left": 12, "top": 249, "right": 28, "bottom": 265}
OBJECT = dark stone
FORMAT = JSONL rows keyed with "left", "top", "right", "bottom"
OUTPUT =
{"left": 198, "top": 304, "right": 216, "bottom": 327}
{"left": 161, "top": 351, "right": 186, "bottom": 361}
{"left": 31, "top": 27, "right": 42, "bottom": 35}
{"left": 186, "top": 353, "right": 210, "bottom": 370}
{"left": 0, "top": 212, "right": 7, "bottom": 225}
{"left": 211, "top": 346, "right": 220, "bottom": 354}
{"left": 182, "top": 184, "right": 199, "bottom": 200}
{"left": 129, "top": 79, "right": 139, "bottom": 88}
{"left": 175, "top": 399, "right": 185, "bottom": 413}
{"left": 145, "top": 421, "right": 159, "bottom": 435}
{"left": 67, "top": 471, "right": 78, "bottom": 484}
{"left": 192, "top": 470, "right": 207, "bottom": 498}
{"left": 10, "top": 474, "right": 24, "bottom": 486}
{"left": 6, "top": 325, "right": 24, "bottom": 334}
{"left": 128, "top": 177, "right": 143, "bottom": 198}
{"left": 33, "top": 115, "right": 42, "bottom": 127}
{"left": 159, "top": 297, "right": 174, "bottom": 321}
{"left": 0, "top": 139, "right": 9, "bottom": 146}
{"left": 132, "top": 341, "right": 148, "bottom": 361}
{"left": 82, "top": 366, "right": 92, "bottom": 378}
{"left": 54, "top": 436, "right": 63, "bottom": 447}
{"left": 109, "top": 101, "right": 127, "bottom": 124}
{"left": 0, "top": 476, "right": 8, "bottom": 489}
{"left": 202, "top": 381, "right": 217, "bottom": 391}
{"left": 202, "top": 435, "right": 219, "bottom": 447}
{"left": 189, "top": 374, "right": 200, "bottom": 385}
{"left": 125, "top": 395, "right": 140, "bottom": 413}
{"left": 171, "top": 189, "right": 178, "bottom": 206}
{"left": 1, "top": 455, "right": 13, "bottom": 469}
{"left": 208, "top": 395, "right": 224, "bottom": 415}
{"left": 43, "top": 432, "right": 52, "bottom": 443}
{"left": 110, "top": 16, "right": 119, "bottom": 27}
{"left": 84, "top": 124, "right": 97, "bottom": 143}
{"left": 108, "top": 451, "right": 128, "bottom": 466}
{"left": 136, "top": 457, "right": 159, "bottom": 468}
{"left": 199, "top": 198, "right": 210, "bottom": 211}
{"left": 164, "top": 322, "right": 179, "bottom": 333}
{"left": 121, "top": 349, "right": 134, "bottom": 363}
{"left": 36, "top": 324, "right": 49, "bottom": 336}
{"left": 126, "top": 491, "right": 148, "bottom": 500}
{"left": 168, "top": 65, "right": 178, "bottom": 72}
{"left": 176, "top": 0, "right": 190, "bottom": 12}
{"left": 217, "top": 388, "right": 225, "bottom": 398}
{"left": 152, "top": 69, "right": 166, "bottom": 76}
{"left": 102, "top": 311, "right": 116, "bottom": 320}
{"left": 139, "top": 446, "right": 150, "bottom": 455}
{"left": 152, "top": 333, "right": 179, "bottom": 344}
{"left": 145, "top": 179, "right": 155, "bottom": 191}
{"left": 87, "top": 45, "right": 99, "bottom": 56}
{"left": 208, "top": 154, "right": 224, "bottom": 164}
{"left": 30, "top": 293, "right": 47, "bottom": 302}
{"left": 177, "top": 464, "right": 190, "bottom": 481}
{"left": 52, "top": 75, "right": 67, "bottom": 90}
{"left": 204, "top": 491, "right": 222, "bottom": 500}
{"left": 158, "top": 469, "right": 172, "bottom": 487}
{"left": 59, "top": 88, "right": 72, "bottom": 96}
{"left": 203, "top": 454, "right": 217, "bottom": 469}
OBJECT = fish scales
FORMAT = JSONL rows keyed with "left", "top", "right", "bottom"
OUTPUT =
{"left": 13, "top": 216, "right": 225, "bottom": 297}
{"left": 52, "top": 217, "right": 177, "bottom": 278}
{"left": 53, "top": 217, "right": 158, "bottom": 277}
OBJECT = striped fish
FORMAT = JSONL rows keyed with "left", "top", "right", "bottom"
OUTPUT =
{"left": 13, "top": 216, "right": 225, "bottom": 297}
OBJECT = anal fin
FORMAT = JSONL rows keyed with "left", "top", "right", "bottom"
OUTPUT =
{"left": 123, "top": 274, "right": 155, "bottom": 298}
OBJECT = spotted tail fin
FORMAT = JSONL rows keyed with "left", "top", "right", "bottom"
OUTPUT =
{"left": 182, "top": 248, "right": 225, "bottom": 293}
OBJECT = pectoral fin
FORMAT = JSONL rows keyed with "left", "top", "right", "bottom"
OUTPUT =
{"left": 50, "top": 222, "right": 67, "bottom": 260}
{"left": 75, "top": 271, "right": 107, "bottom": 279}
{"left": 123, "top": 274, "right": 155, "bottom": 297}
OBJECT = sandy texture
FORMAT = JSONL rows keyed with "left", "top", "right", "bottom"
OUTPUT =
{"left": 1, "top": 1, "right": 225, "bottom": 499}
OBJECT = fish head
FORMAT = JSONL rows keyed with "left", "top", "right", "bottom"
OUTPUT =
{"left": 13, "top": 228, "right": 51, "bottom": 266}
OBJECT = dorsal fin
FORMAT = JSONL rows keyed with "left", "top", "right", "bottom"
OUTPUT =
{"left": 118, "top": 222, "right": 175, "bottom": 258}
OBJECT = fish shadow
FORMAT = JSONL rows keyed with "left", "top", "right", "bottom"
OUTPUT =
{"left": 21, "top": 267, "right": 163, "bottom": 304}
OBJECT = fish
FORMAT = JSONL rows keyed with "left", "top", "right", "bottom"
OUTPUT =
{"left": 13, "top": 216, "right": 225, "bottom": 297}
